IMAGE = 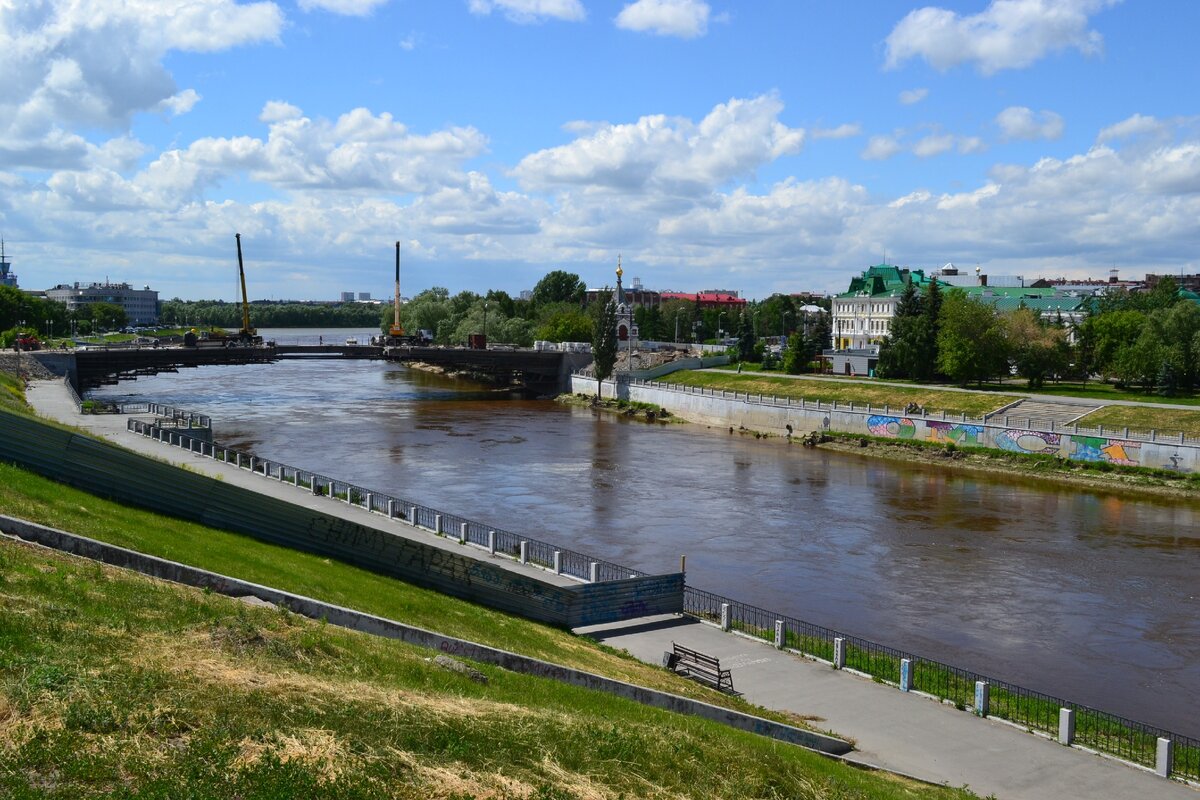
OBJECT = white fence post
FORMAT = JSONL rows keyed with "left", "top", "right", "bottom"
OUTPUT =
{"left": 974, "top": 681, "right": 990, "bottom": 717}
{"left": 459, "top": 523, "right": 468, "bottom": 544}
{"left": 488, "top": 530, "right": 496, "bottom": 554}
{"left": 833, "top": 637, "right": 845, "bottom": 669}
{"left": 774, "top": 620, "right": 784, "bottom": 649}
{"left": 900, "top": 659, "right": 913, "bottom": 691}
{"left": 589, "top": 562, "right": 598, "bottom": 582}
{"left": 1058, "top": 708, "right": 1075, "bottom": 745}
{"left": 519, "top": 541, "right": 528, "bottom": 564}
{"left": 434, "top": 514, "right": 443, "bottom": 535}
{"left": 720, "top": 603, "right": 730, "bottom": 631}
{"left": 554, "top": 551, "right": 562, "bottom": 574}
{"left": 1156, "top": 737, "right": 1174, "bottom": 778}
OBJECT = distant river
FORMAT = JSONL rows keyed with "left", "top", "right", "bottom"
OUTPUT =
{"left": 92, "top": 351, "right": 1200, "bottom": 737}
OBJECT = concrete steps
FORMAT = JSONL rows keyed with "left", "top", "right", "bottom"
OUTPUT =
{"left": 989, "top": 398, "right": 1102, "bottom": 428}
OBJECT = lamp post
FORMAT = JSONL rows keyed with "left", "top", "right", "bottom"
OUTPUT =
{"left": 717, "top": 311, "right": 726, "bottom": 343}
{"left": 674, "top": 309, "right": 684, "bottom": 343}
{"left": 782, "top": 310, "right": 793, "bottom": 341}
{"left": 483, "top": 301, "right": 489, "bottom": 346}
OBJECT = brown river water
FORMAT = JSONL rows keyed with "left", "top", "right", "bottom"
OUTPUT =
{"left": 91, "top": 346, "right": 1200, "bottom": 737}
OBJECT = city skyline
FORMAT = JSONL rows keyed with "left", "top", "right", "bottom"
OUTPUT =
{"left": 2, "top": 0, "right": 1198, "bottom": 301}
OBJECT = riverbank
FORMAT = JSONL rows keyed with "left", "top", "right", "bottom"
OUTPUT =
{"left": 556, "top": 391, "right": 679, "bottom": 423}
{"left": 809, "top": 431, "right": 1200, "bottom": 501}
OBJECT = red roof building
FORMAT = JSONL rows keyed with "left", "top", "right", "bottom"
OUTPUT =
{"left": 659, "top": 291, "right": 747, "bottom": 309}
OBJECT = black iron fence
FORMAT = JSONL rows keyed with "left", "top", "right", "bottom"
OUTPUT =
{"left": 684, "top": 586, "right": 1199, "bottom": 781}
{"left": 121, "top": 405, "right": 1198, "bottom": 782}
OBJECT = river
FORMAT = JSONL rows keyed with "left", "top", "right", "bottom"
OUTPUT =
{"left": 91, "top": 338, "right": 1200, "bottom": 737}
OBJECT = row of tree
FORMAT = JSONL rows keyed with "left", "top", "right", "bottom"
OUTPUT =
{"left": 877, "top": 275, "right": 1200, "bottom": 395}
{"left": 1, "top": 285, "right": 129, "bottom": 344}
{"left": 161, "top": 299, "right": 381, "bottom": 329}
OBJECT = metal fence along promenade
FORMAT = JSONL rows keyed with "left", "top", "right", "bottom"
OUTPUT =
{"left": 124, "top": 410, "right": 1198, "bottom": 783}
{"left": 626, "top": 377, "right": 1200, "bottom": 446}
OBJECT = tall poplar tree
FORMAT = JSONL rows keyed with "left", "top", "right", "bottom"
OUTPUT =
{"left": 591, "top": 300, "right": 618, "bottom": 398}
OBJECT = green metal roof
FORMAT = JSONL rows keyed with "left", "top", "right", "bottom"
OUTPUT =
{"left": 836, "top": 264, "right": 933, "bottom": 299}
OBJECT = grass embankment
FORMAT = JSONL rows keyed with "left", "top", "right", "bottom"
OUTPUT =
{"left": 660, "top": 370, "right": 1015, "bottom": 418}
{"left": 1076, "top": 405, "right": 1200, "bottom": 439}
{"left": 0, "top": 372, "right": 30, "bottom": 416}
{"left": 0, "top": 540, "right": 974, "bottom": 800}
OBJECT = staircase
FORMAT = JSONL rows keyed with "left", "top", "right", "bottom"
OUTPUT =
{"left": 986, "top": 398, "right": 1102, "bottom": 429}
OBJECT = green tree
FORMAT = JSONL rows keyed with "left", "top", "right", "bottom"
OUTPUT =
{"left": 531, "top": 270, "right": 586, "bottom": 307}
{"left": 90, "top": 302, "right": 128, "bottom": 331}
{"left": 1115, "top": 323, "right": 1165, "bottom": 391}
{"left": 876, "top": 279, "right": 922, "bottom": 379}
{"left": 1160, "top": 302, "right": 1200, "bottom": 392}
{"left": 1084, "top": 310, "right": 1147, "bottom": 379}
{"left": 936, "top": 290, "right": 1009, "bottom": 386}
{"left": 736, "top": 310, "right": 755, "bottom": 361}
{"left": 591, "top": 301, "right": 618, "bottom": 397}
{"left": 536, "top": 306, "right": 593, "bottom": 343}
{"left": 1005, "top": 308, "right": 1069, "bottom": 389}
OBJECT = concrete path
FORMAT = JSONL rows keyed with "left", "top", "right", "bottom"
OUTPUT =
{"left": 576, "top": 614, "right": 1196, "bottom": 799}
{"left": 23, "top": 379, "right": 581, "bottom": 590}
{"left": 23, "top": 379, "right": 1198, "bottom": 799}
{"left": 706, "top": 367, "right": 1200, "bottom": 412}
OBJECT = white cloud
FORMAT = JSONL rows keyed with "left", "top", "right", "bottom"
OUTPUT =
{"left": 899, "top": 88, "right": 929, "bottom": 105}
{"left": 615, "top": 0, "right": 710, "bottom": 38}
{"left": 1097, "top": 113, "right": 1164, "bottom": 143}
{"left": 884, "top": 0, "right": 1118, "bottom": 75}
{"left": 996, "top": 106, "right": 1064, "bottom": 140}
{"left": 158, "top": 89, "right": 202, "bottom": 116}
{"left": 513, "top": 95, "right": 804, "bottom": 195}
{"left": 957, "top": 136, "right": 986, "bottom": 154}
{"left": 912, "top": 133, "right": 956, "bottom": 158}
{"left": 862, "top": 135, "right": 902, "bottom": 161}
{"left": 299, "top": 0, "right": 389, "bottom": 14}
{"left": 812, "top": 123, "right": 861, "bottom": 140}
{"left": 0, "top": 0, "right": 282, "bottom": 170}
{"left": 467, "top": 0, "right": 585, "bottom": 23}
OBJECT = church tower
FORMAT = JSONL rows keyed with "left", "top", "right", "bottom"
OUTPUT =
{"left": 614, "top": 256, "right": 636, "bottom": 347}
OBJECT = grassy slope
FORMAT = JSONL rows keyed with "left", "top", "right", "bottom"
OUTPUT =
{"left": 0, "top": 540, "right": 974, "bottom": 800}
{"left": 660, "top": 371, "right": 1015, "bottom": 418}
{"left": 1075, "top": 404, "right": 1200, "bottom": 438}
{"left": 0, "top": 372, "right": 29, "bottom": 416}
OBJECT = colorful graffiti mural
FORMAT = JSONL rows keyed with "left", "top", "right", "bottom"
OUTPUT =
{"left": 995, "top": 429, "right": 1061, "bottom": 455}
{"left": 1069, "top": 436, "right": 1142, "bottom": 466}
{"left": 926, "top": 421, "right": 984, "bottom": 446}
{"left": 866, "top": 415, "right": 917, "bottom": 439}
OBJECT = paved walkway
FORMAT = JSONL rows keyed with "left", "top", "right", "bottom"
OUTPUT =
{"left": 23, "top": 380, "right": 580, "bottom": 589}
{"left": 705, "top": 367, "right": 1200, "bottom": 412}
{"left": 576, "top": 614, "right": 1196, "bottom": 799}
{"left": 24, "top": 379, "right": 1198, "bottom": 799}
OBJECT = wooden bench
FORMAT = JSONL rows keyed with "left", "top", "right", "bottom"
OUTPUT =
{"left": 664, "top": 642, "right": 735, "bottom": 693}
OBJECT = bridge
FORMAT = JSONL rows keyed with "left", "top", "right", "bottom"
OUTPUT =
{"left": 68, "top": 345, "right": 277, "bottom": 391}
{"left": 385, "top": 346, "right": 592, "bottom": 393}
{"left": 274, "top": 344, "right": 383, "bottom": 359}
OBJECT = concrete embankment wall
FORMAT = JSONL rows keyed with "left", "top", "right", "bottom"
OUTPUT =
{"left": 0, "top": 515, "right": 849, "bottom": 755}
{"left": 571, "top": 375, "right": 1200, "bottom": 473}
{"left": 0, "top": 408, "right": 682, "bottom": 627}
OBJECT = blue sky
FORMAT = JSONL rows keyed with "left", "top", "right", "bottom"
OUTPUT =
{"left": 2, "top": 0, "right": 1199, "bottom": 301}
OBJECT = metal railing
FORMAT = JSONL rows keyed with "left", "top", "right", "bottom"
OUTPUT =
{"left": 626, "top": 378, "right": 1200, "bottom": 447}
{"left": 126, "top": 417, "right": 643, "bottom": 584}
{"left": 684, "top": 586, "right": 1200, "bottom": 781}
{"left": 124, "top": 404, "right": 1199, "bottom": 782}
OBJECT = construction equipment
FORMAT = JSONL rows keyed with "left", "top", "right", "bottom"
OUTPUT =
{"left": 234, "top": 233, "right": 261, "bottom": 345}
{"left": 389, "top": 240, "right": 404, "bottom": 338}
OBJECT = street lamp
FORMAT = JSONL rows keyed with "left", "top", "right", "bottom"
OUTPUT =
{"left": 674, "top": 309, "right": 684, "bottom": 343}
{"left": 782, "top": 310, "right": 793, "bottom": 341}
{"left": 483, "top": 302, "right": 489, "bottom": 345}
{"left": 717, "top": 311, "right": 726, "bottom": 342}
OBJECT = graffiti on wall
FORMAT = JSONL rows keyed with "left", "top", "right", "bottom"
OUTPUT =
{"left": 866, "top": 415, "right": 917, "bottom": 439}
{"left": 926, "top": 421, "right": 984, "bottom": 446}
{"left": 1069, "top": 436, "right": 1141, "bottom": 466}
{"left": 995, "top": 429, "right": 1060, "bottom": 455}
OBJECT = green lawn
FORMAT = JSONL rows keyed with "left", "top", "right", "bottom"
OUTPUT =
{"left": 0, "top": 540, "right": 973, "bottom": 799}
{"left": 661, "top": 370, "right": 1016, "bottom": 418}
{"left": 1076, "top": 405, "right": 1200, "bottom": 439}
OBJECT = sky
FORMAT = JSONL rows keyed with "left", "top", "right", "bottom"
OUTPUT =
{"left": 2, "top": 0, "right": 1199, "bottom": 302}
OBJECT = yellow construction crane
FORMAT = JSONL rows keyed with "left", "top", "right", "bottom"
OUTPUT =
{"left": 389, "top": 240, "right": 404, "bottom": 338}
{"left": 234, "top": 233, "right": 258, "bottom": 343}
